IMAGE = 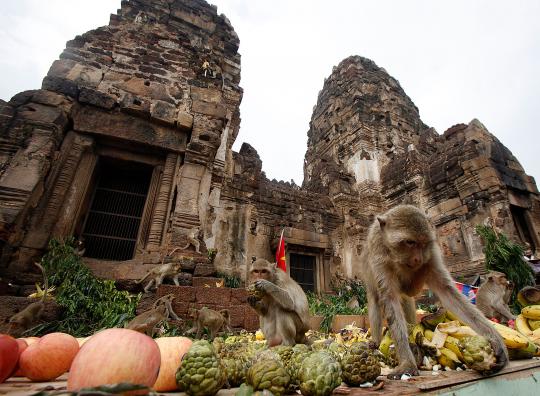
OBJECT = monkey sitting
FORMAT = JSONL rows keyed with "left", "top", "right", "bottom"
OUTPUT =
{"left": 356, "top": 205, "right": 508, "bottom": 379}
{"left": 247, "top": 258, "right": 309, "bottom": 347}
{"left": 476, "top": 271, "right": 515, "bottom": 323}
{"left": 8, "top": 263, "right": 48, "bottom": 336}
{"left": 136, "top": 262, "right": 183, "bottom": 293}
{"left": 186, "top": 307, "right": 231, "bottom": 339}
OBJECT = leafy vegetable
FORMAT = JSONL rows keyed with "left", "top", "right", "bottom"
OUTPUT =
{"left": 29, "top": 238, "right": 140, "bottom": 337}
{"left": 475, "top": 224, "right": 534, "bottom": 310}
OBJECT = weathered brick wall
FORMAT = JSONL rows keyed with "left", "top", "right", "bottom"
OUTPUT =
{"left": 140, "top": 284, "right": 260, "bottom": 331}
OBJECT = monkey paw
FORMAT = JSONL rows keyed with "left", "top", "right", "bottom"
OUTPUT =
{"left": 387, "top": 363, "right": 419, "bottom": 380}
{"left": 247, "top": 296, "right": 259, "bottom": 307}
{"left": 254, "top": 279, "right": 273, "bottom": 292}
{"left": 483, "top": 338, "right": 508, "bottom": 376}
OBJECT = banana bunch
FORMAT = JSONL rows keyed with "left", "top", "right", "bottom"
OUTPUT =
{"left": 514, "top": 305, "right": 540, "bottom": 354}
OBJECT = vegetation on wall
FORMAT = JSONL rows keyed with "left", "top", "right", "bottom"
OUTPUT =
{"left": 475, "top": 224, "right": 535, "bottom": 309}
{"left": 30, "top": 238, "right": 140, "bottom": 337}
{"left": 307, "top": 277, "right": 368, "bottom": 332}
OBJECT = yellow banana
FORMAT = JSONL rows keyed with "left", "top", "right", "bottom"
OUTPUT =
{"left": 444, "top": 335, "right": 464, "bottom": 361}
{"left": 379, "top": 330, "right": 394, "bottom": 357}
{"left": 424, "top": 329, "right": 434, "bottom": 342}
{"left": 528, "top": 319, "right": 540, "bottom": 331}
{"left": 445, "top": 310, "right": 465, "bottom": 325}
{"left": 408, "top": 323, "right": 425, "bottom": 344}
{"left": 492, "top": 322, "right": 530, "bottom": 349}
{"left": 515, "top": 314, "right": 533, "bottom": 336}
{"left": 521, "top": 305, "right": 540, "bottom": 320}
{"left": 437, "top": 347, "right": 461, "bottom": 369}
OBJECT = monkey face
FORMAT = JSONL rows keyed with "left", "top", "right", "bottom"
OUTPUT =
{"left": 248, "top": 258, "right": 276, "bottom": 283}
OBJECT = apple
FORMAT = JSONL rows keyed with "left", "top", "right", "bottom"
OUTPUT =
{"left": 67, "top": 328, "right": 160, "bottom": 392}
{"left": 19, "top": 332, "right": 79, "bottom": 381}
{"left": 0, "top": 334, "right": 19, "bottom": 383}
{"left": 153, "top": 337, "right": 192, "bottom": 392}
{"left": 76, "top": 337, "right": 91, "bottom": 348}
{"left": 11, "top": 338, "right": 28, "bottom": 377}
{"left": 20, "top": 337, "right": 40, "bottom": 346}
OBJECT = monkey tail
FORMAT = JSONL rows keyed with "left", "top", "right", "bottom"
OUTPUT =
{"left": 34, "top": 262, "right": 48, "bottom": 303}
{"left": 136, "top": 271, "right": 150, "bottom": 284}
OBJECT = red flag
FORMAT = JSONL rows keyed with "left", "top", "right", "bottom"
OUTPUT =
{"left": 276, "top": 229, "right": 286, "bottom": 272}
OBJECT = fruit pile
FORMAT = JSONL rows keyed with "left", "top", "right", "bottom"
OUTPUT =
{"left": 2, "top": 306, "right": 540, "bottom": 395}
{"left": 376, "top": 308, "right": 540, "bottom": 373}
{"left": 513, "top": 287, "right": 540, "bottom": 347}
{"left": 175, "top": 333, "right": 379, "bottom": 396}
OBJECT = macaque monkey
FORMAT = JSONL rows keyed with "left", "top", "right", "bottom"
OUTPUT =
{"left": 476, "top": 271, "right": 515, "bottom": 323}
{"left": 136, "top": 262, "right": 183, "bottom": 293}
{"left": 182, "top": 226, "right": 201, "bottom": 253}
{"left": 8, "top": 263, "right": 48, "bottom": 335}
{"left": 356, "top": 205, "right": 508, "bottom": 379}
{"left": 186, "top": 307, "right": 231, "bottom": 339}
{"left": 247, "top": 258, "right": 309, "bottom": 346}
{"left": 125, "top": 304, "right": 168, "bottom": 337}
{"left": 152, "top": 293, "right": 181, "bottom": 321}
{"left": 126, "top": 293, "right": 182, "bottom": 336}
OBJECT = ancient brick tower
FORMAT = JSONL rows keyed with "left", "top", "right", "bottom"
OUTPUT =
{"left": 0, "top": 1, "right": 538, "bottom": 295}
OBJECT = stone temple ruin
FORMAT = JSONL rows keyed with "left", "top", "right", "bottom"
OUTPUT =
{"left": 0, "top": 0, "right": 539, "bottom": 327}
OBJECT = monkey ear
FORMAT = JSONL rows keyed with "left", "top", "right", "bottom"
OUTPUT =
{"left": 377, "top": 216, "right": 387, "bottom": 228}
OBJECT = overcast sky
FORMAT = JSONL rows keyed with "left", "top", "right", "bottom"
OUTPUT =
{"left": 1, "top": 1, "right": 539, "bottom": 186}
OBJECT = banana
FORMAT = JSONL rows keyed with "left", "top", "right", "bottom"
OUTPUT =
{"left": 528, "top": 319, "right": 540, "bottom": 331}
{"left": 444, "top": 335, "right": 464, "bottom": 361}
{"left": 515, "top": 314, "right": 534, "bottom": 336}
{"left": 408, "top": 323, "right": 425, "bottom": 345}
{"left": 445, "top": 310, "right": 465, "bottom": 325}
{"left": 437, "top": 321, "right": 477, "bottom": 339}
{"left": 424, "top": 329, "right": 434, "bottom": 342}
{"left": 379, "top": 330, "right": 394, "bottom": 357}
{"left": 521, "top": 305, "right": 540, "bottom": 320}
{"left": 492, "top": 322, "right": 530, "bottom": 349}
{"left": 437, "top": 347, "right": 461, "bottom": 369}
{"left": 507, "top": 341, "right": 539, "bottom": 360}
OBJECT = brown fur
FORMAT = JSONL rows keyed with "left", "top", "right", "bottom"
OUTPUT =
{"left": 182, "top": 226, "right": 201, "bottom": 253}
{"left": 125, "top": 293, "right": 181, "bottom": 336}
{"left": 8, "top": 263, "right": 48, "bottom": 335}
{"left": 247, "top": 258, "right": 309, "bottom": 346}
{"left": 355, "top": 205, "right": 508, "bottom": 379}
{"left": 136, "top": 262, "right": 183, "bottom": 293}
{"left": 152, "top": 293, "right": 181, "bottom": 321}
{"left": 476, "top": 271, "right": 515, "bottom": 323}
{"left": 186, "top": 307, "right": 231, "bottom": 339}
{"left": 125, "top": 305, "right": 168, "bottom": 337}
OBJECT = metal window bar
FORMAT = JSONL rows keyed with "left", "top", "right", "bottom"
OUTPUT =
{"left": 81, "top": 160, "right": 152, "bottom": 261}
{"left": 289, "top": 253, "right": 315, "bottom": 292}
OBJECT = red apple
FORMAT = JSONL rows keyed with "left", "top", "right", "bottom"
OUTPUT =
{"left": 11, "top": 338, "right": 28, "bottom": 377}
{"left": 0, "top": 334, "right": 19, "bottom": 383}
{"left": 153, "top": 337, "right": 192, "bottom": 392}
{"left": 19, "top": 332, "right": 79, "bottom": 381}
{"left": 67, "top": 328, "right": 160, "bottom": 392}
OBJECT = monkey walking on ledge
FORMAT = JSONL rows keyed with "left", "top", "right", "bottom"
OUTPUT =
{"left": 247, "top": 258, "right": 309, "bottom": 346}
{"left": 355, "top": 205, "right": 508, "bottom": 379}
